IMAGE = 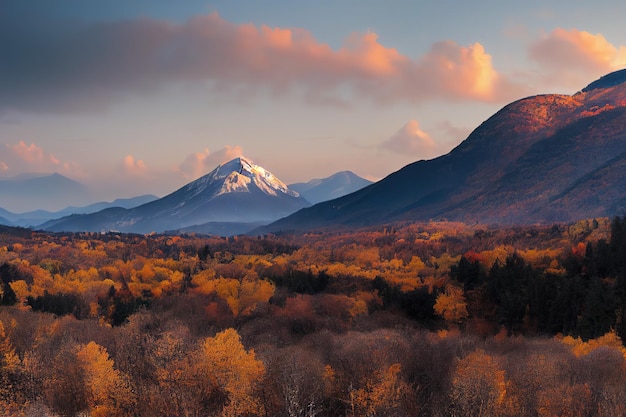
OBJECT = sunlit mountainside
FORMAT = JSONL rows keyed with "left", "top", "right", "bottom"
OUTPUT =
{"left": 266, "top": 69, "right": 626, "bottom": 232}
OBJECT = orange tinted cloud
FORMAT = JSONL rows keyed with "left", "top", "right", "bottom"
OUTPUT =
{"left": 181, "top": 13, "right": 516, "bottom": 102}
{"left": 10, "top": 141, "right": 45, "bottom": 164}
{"left": 529, "top": 29, "right": 626, "bottom": 86}
{"left": 411, "top": 41, "right": 507, "bottom": 101}
{"left": 531, "top": 28, "right": 626, "bottom": 70}
{"left": 2, "top": 12, "right": 523, "bottom": 113}
{"left": 123, "top": 155, "right": 147, "bottom": 176}
{"left": 381, "top": 120, "right": 439, "bottom": 158}
{"left": 1, "top": 141, "right": 81, "bottom": 177}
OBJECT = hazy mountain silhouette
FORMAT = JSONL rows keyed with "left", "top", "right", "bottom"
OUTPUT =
{"left": 289, "top": 171, "right": 373, "bottom": 204}
{"left": 0, "top": 173, "right": 91, "bottom": 212}
{"left": 0, "top": 195, "right": 158, "bottom": 227}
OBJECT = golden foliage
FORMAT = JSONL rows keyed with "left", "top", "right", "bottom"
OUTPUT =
{"left": 351, "top": 363, "right": 411, "bottom": 416}
{"left": 434, "top": 284, "right": 468, "bottom": 323}
{"left": 198, "top": 328, "right": 265, "bottom": 417}
{"left": 559, "top": 331, "right": 626, "bottom": 359}
{"left": 76, "top": 341, "right": 135, "bottom": 417}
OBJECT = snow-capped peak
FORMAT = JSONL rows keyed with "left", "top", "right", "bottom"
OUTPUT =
{"left": 185, "top": 156, "right": 300, "bottom": 199}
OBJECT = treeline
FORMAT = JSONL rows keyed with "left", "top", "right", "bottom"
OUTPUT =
{"left": 449, "top": 216, "right": 626, "bottom": 340}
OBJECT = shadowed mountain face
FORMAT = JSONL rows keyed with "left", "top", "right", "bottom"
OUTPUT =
{"left": 42, "top": 157, "right": 310, "bottom": 233}
{"left": 265, "top": 70, "right": 626, "bottom": 232}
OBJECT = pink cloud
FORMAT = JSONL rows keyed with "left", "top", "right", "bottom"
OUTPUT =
{"left": 530, "top": 29, "right": 626, "bottom": 71}
{"left": 172, "top": 14, "right": 520, "bottom": 103}
{"left": 10, "top": 141, "right": 45, "bottom": 164}
{"left": 123, "top": 155, "right": 148, "bottom": 176}
{"left": 2, "top": 141, "right": 79, "bottom": 175}
{"left": 175, "top": 145, "right": 244, "bottom": 179}
{"left": 2, "top": 12, "right": 525, "bottom": 113}
{"left": 529, "top": 28, "right": 626, "bottom": 88}
{"left": 380, "top": 120, "right": 439, "bottom": 159}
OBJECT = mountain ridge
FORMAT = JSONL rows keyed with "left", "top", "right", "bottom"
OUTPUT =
{"left": 262, "top": 69, "right": 626, "bottom": 232}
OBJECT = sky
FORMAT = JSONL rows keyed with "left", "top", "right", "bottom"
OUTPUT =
{"left": 1, "top": 0, "right": 626, "bottom": 207}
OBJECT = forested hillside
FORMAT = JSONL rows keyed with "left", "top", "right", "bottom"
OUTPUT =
{"left": 0, "top": 219, "right": 625, "bottom": 416}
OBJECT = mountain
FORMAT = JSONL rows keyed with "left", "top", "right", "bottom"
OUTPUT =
{"left": 0, "top": 173, "right": 91, "bottom": 212}
{"left": 0, "top": 194, "right": 158, "bottom": 227}
{"left": 289, "top": 171, "right": 373, "bottom": 204}
{"left": 58, "top": 195, "right": 160, "bottom": 216}
{"left": 41, "top": 157, "right": 310, "bottom": 234}
{"left": 0, "top": 173, "right": 91, "bottom": 211}
{"left": 264, "top": 69, "right": 626, "bottom": 232}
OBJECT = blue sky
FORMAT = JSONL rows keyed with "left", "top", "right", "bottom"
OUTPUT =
{"left": 1, "top": 1, "right": 625, "bottom": 208}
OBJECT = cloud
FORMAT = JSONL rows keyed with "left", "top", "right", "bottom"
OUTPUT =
{"left": 1, "top": 141, "right": 78, "bottom": 175}
{"left": 435, "top": 120, "right": 472, "bottom": 144}
{"left": 380, "top": 119, "right": 471, "bottom": 160}
{"left": 10, "top": 141, "right": 45, "bottom": 164}
{"left": 123, "top": 155, "right": 148, "bottom": 176}
{"left": 406, "top": 41, "right": 514, "bottom": 102}
{"left": 380, "top": 120, "right": 439, "bottom": 159}
{"left": 529, "top": 28, "right": 626, "bottom": 88}
{"left": 175, "top": 145, "right": 244, "bottom": 179}
{"left": 0, "top": 12, "right": 524, "bottom": 114}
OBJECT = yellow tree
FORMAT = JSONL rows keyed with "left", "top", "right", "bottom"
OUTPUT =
{"left": 0, "top": 319, "right": 24, "bottom": 413}
{"left": 76, "top": 341, "right": 135, "bottom": 417}
{"left": 449, "top": 349, "right": 516, "bottom": 417}
{"left": 351, "top": 363, "right": 411, "bottom": 416}
{"left": 197, "top": 328, "right": 265, "bottom": 417}
{"left": 434, "top": 285, "right": 469, "bottom": 324}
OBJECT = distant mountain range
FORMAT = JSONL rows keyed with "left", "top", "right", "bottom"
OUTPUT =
{"left": 0, "top": 173, "right": 92, "bottom": 213}
{"left": 264, "top": 69, "right": 626, "bottom": 232}
{"left": 289, "top": 171, "right": 373, "bottom": 204}
{"left": 0, "top": 161, "right": 372, "bottom": 235}
{"left": 0, "top": 195, "right": 158, "bottom": 228}
{"left": 41, "top": 157, "right": 310, "bottom": 234}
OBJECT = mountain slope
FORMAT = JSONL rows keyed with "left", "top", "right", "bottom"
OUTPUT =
{"left": 42, "top": 157, "right": 309, "bottom": 233}
{"left": 289, "top": 171, "right": 373, "bottom": 204}
{"left": 265, "top": 69, "right": 626, "bottom": 232}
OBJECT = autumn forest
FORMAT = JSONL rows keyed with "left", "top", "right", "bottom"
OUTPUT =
{"left": 1, "top": 218, "right": 626, "bottom": 416}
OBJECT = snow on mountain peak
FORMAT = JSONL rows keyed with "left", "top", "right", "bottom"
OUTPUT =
{"left": 186, "top": 156, "right": 300, "bottom": 199}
